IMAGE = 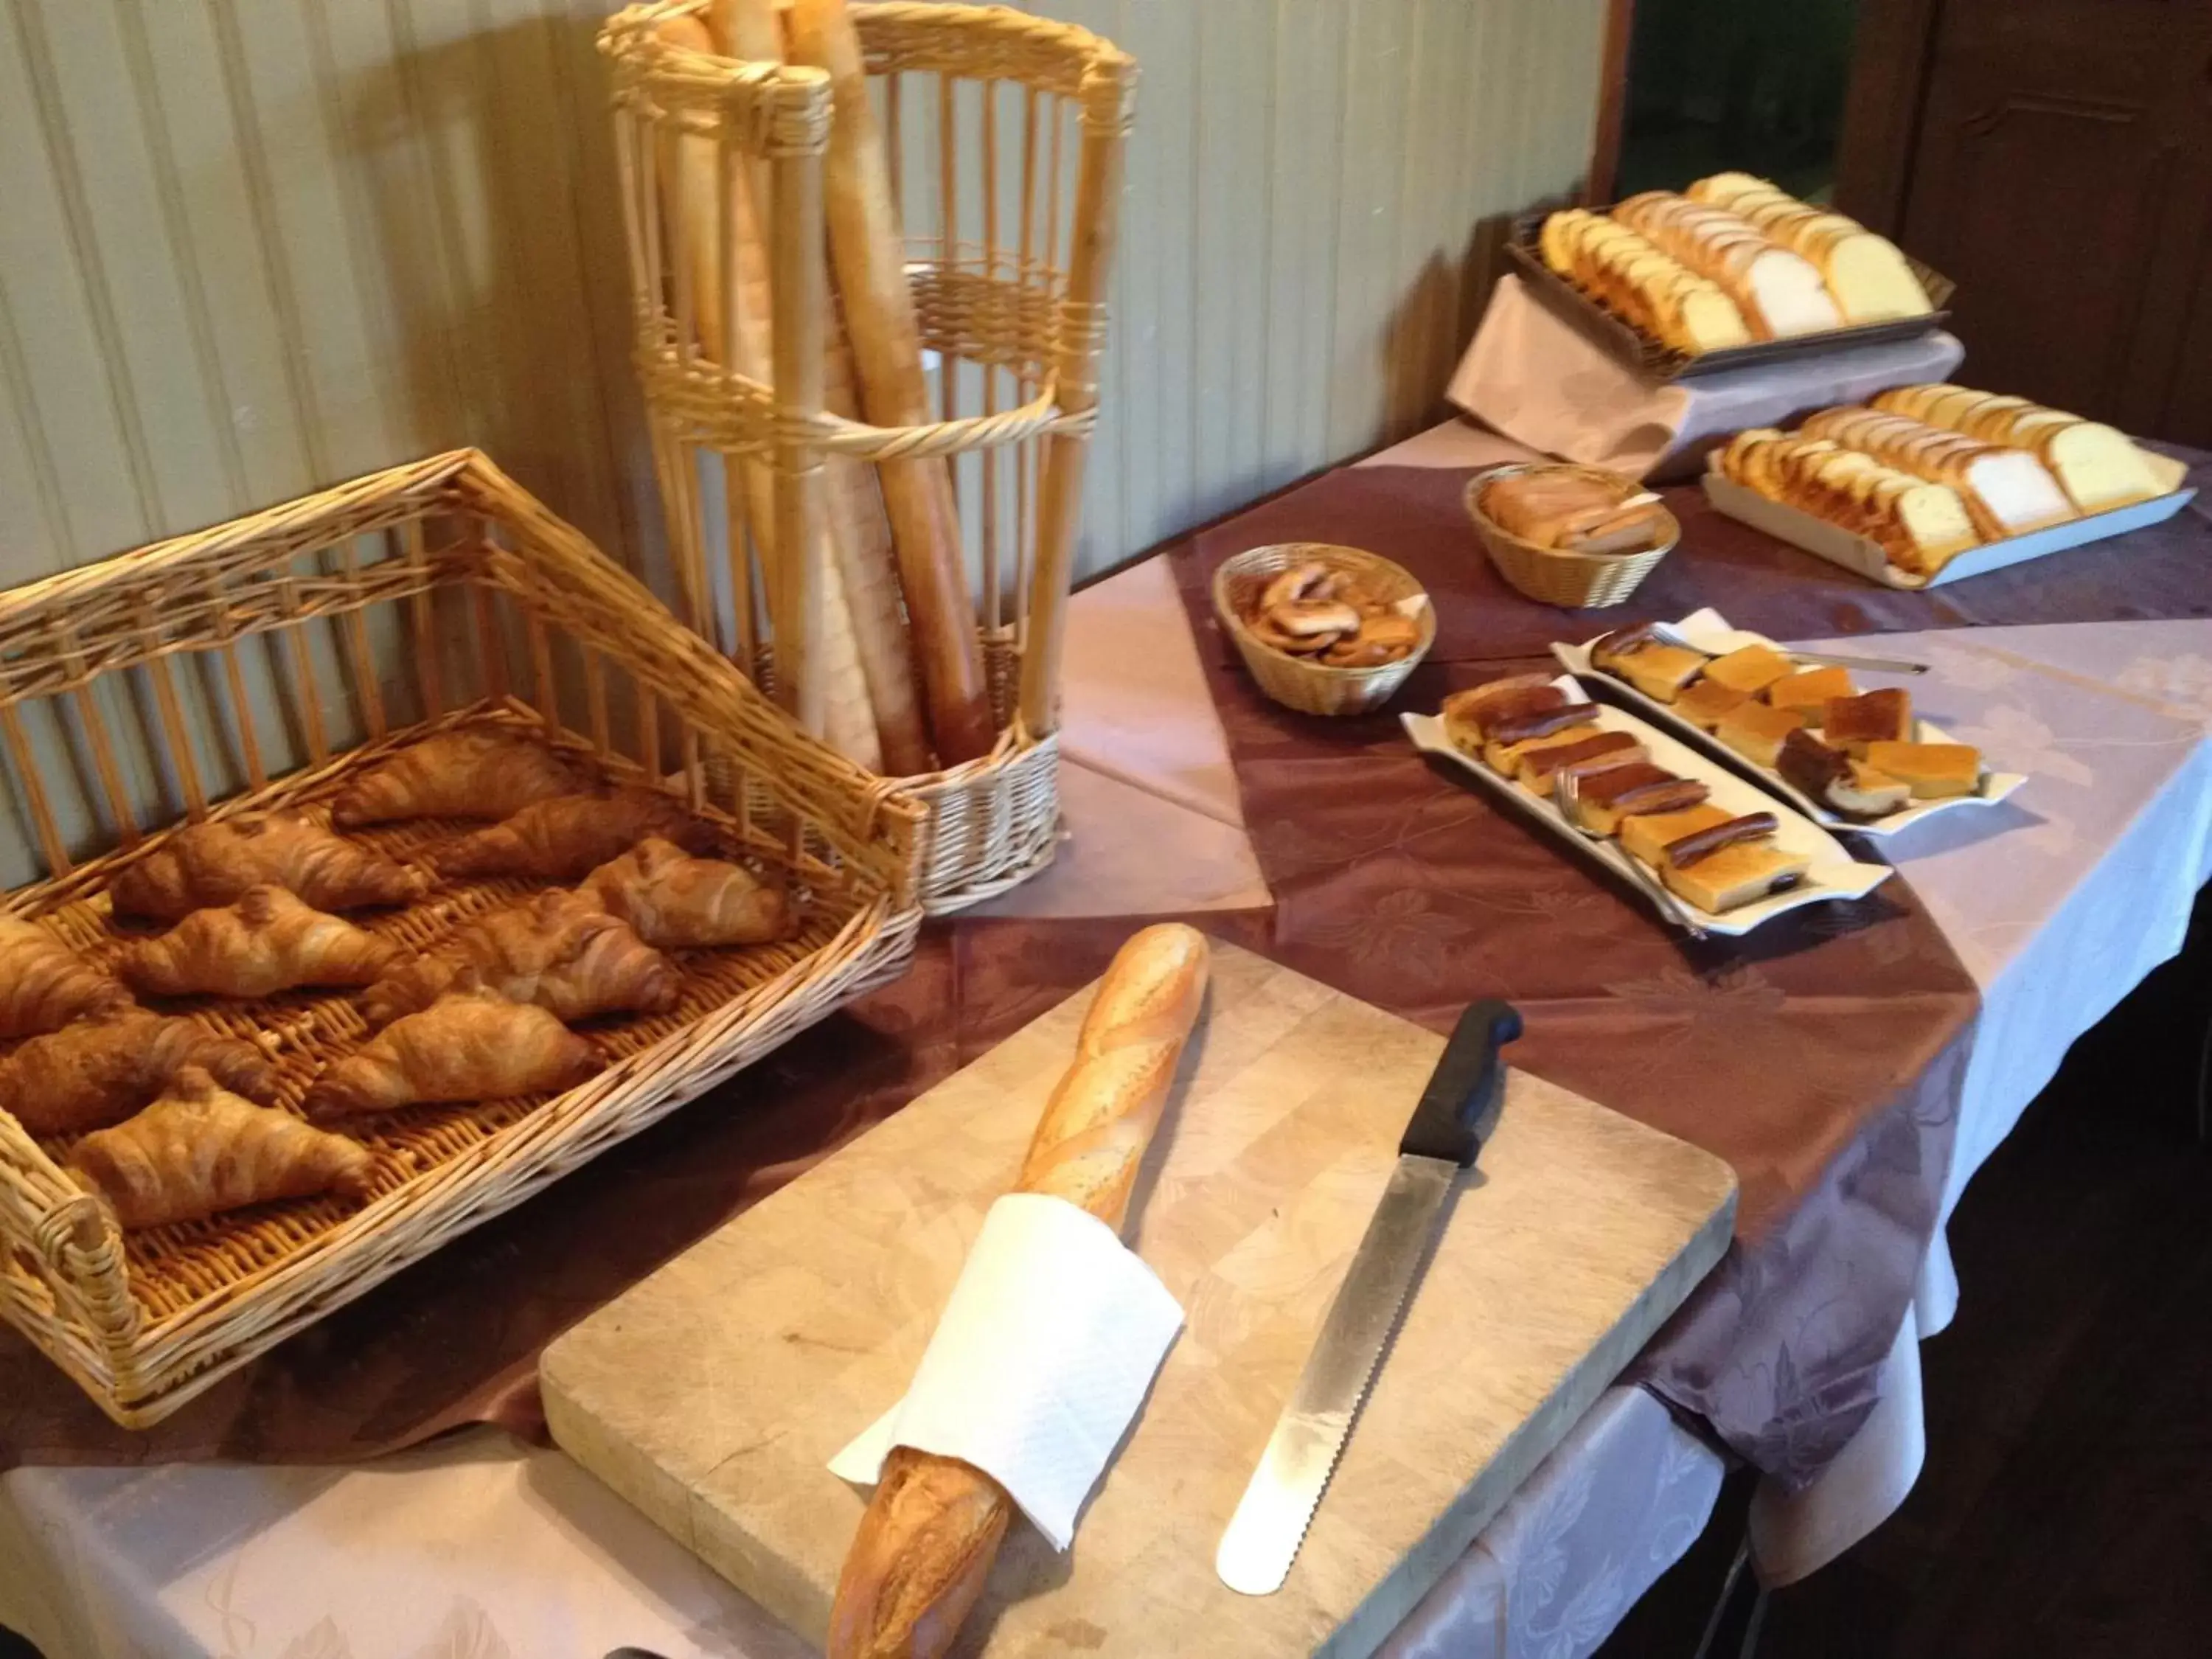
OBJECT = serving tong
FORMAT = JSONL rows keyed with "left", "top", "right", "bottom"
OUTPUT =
{"left": 1645, "top": 620, "right": 1927, "bottom": 676}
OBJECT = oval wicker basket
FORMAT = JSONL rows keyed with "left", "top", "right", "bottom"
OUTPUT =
{"left": 1211, "top": 543, "right": 1436, "bottom": 717}
{"left": 1465, "top": 463, "right": 1678, "bottom": 608}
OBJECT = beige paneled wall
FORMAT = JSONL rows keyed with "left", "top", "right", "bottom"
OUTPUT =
{"left": 0, "top": 0, "right": 1601, "bottom": 589}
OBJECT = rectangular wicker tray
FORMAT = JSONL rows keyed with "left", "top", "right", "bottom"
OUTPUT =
{"left": 0, "top": 450, "right": 923, "bottom": 1427}
{"left": 1506, "top": 216, "right": 1954, "bottom": 383}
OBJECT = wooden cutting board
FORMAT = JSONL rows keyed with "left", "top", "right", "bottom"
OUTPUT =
{"left": 543, "top": 942, "right": 1736, "bottom": 1658}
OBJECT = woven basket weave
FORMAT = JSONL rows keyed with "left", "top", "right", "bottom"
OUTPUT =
{"left": 1464, "top": 464, "right": 1679, "bottom": 609}
{"left": 601, "top": 1, "right": 1135, "bottom": 913}
{"left": 0, "top": 450, "right": 922, "bottom": 1427}
{"left": 1211, "top": 543, "right": 1435, "bottom": 717}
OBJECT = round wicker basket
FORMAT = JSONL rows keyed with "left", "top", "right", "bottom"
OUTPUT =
{"left": 1211, "top": 543, "right": 1435, "bottom": 717}
{"left": 1464, "top": 463, "right": 1678, "bottom": 608}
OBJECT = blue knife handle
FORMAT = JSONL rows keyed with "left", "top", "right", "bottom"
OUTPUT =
{"left": 1399, "top": 1000, "right": 1523, "bottom": 1166}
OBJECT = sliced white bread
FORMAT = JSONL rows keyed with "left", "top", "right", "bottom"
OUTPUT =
{"left": 1874, "top": 385, "right": 2168, "bottom": 515}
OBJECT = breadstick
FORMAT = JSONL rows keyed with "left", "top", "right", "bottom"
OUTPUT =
{"left": 787, "top": 0, "right": 997, "bottom": 766}
{"left": 655, "top": 13, "right": 879, "bottom": 769}
{"left": 709, "top": 0, "right": 933, "bottom": 776}
{"left": 827, "top": 924, "right": 1211, "bottom": 1659}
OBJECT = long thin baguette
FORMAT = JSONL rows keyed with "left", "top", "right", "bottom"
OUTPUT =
{"left": 827, "top": 923, "right": 1211, "bottom": 1659}
{"left": 654, "top": 13, "right": 879, "bottom": 768}
{"left": 711, "top": 0, "right": 933, "bottom": 776}
{"left": 788, "top": 0, "right": 998, "bottom": 766}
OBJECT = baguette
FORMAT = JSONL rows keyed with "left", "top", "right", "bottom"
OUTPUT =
{"left": 827, "top": 923, "right": 1211, "bottom": 1659}
{"left": 789, "top": 0, "right": 996, "bottom": 765}
{"left": 708, "top": 0, "right": 935, "bottom": 776}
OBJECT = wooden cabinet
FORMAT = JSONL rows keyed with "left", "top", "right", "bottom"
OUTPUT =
{"left": 1841, "top": 0, "right": 2212, "bottom": 443}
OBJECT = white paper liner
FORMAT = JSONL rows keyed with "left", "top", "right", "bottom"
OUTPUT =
{"left": 830, "top": 1192, "right": 1184, "bottom": 1551}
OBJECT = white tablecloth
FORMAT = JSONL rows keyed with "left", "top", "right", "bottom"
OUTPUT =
{"left": 8, "top": 438, "right": 2211, "bottom": 1658}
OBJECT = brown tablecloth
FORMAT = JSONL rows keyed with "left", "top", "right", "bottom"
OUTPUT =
{"left": 10, "top": 450, "right": 2205, "bottom": 1480}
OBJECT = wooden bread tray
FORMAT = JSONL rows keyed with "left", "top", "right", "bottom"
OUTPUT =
{"left": 1507, "top": 215, "right": 1954, "bottom": 383}
{"left": 0, "top": 450, "right": 923, "bottom": 1427}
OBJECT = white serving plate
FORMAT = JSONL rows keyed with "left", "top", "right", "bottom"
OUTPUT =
{"left": 1553, "top": 608, "right": 2028, "bottom": 837}
{"left": 1702, "top": 451, "right": 2194, "bottom": 588}
{"left": 1402, "top": 677, "right": 1892, "bottom": 936}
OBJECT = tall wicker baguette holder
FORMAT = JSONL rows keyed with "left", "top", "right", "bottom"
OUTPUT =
{"left": 602, "top": 1, "right": 1135, "bottom": 911}
{"left": 0, "top": 449, "right": 922, "bottom": 1428}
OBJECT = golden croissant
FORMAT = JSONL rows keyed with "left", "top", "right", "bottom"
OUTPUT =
{"left": 109, "top": 814, "right": 428, "bottom": 922}
{"left": 122, "top": 885, "right": 398, "bottom": 998}
{"left": 359, "top": 888, "right": 681, "bottom": 1027}
{"left": 583, "top": 838, "right": 798, "bottom": 949}
{"left": 0, "top": 1011, "right": 279, "bottom": 1136}
{"left": 302, "top": 984, "right": 600, "bottom": 1121}
{"left": 0, "top": 916, "right": 133, "bottom": 1039}
{"left": 69, "top": 1066, "right": 375, "bottom": 1230}
{"left": 435, "top": 791, "right": 713, "bottom": 881}
{"left": 330, "top": 729, "right": 581, "bottom": 827}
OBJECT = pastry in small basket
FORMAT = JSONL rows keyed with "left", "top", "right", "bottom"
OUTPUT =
{"left": 1482, "top": 471, "right": 1670, "bottom": 557}
{"left": 69, "top": 1067, "right": 375, "bottom": 1231}
{"left": 303, "top": 981, "right": 601, "bottom": 1121}
{"left": 582, "top": 838, "right": 797, "bottom": 950}
{"left": 1237, "top": 561, "right": 1426, "bottom": 667}
{"left": 360, "top": 888, "right": 681, "bottom": 1029}
{"left": 0, "top": 1011, "right": 276, "bottom": 1137}
{"left": 435, "top": 791, "right": 714, "bottom": 881}
{"left": 110, "top": 815, "right": 428, "bottom": 923}
{"left": 121, "top": 886, "right": 397, "bottom": 999}
{"left": 331, "top": 729, "right": 583, "bottom": 827}
{"left": 0, "top": 917, "right": 133, "bottom": 1038}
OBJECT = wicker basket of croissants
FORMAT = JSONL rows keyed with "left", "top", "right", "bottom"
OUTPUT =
{"left": 1211, "top": 543, "right": 1436, "bottom": 717}
{"left": 0, "top": 448, "right": 922, "bottom": 1428}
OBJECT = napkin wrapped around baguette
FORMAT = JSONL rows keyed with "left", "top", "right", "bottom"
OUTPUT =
{"left": 827, "top": 923, "right": 1211, "bottom": 1658}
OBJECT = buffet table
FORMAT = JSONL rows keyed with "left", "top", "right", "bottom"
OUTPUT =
{"left": 5, "top": 429, "right": 2211, "bottom": 1659}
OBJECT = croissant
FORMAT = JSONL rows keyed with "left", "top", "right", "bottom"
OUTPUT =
{"left": 434, "top": 791, "right": 713, "bottom": 881}
{"left": 0, "top": 917, "right": 133, "bottom": 1038}
{"left": 359, "top": 888, "right": 681, "bottom": 1027}
{"left": 302, "top": 984, "right": 600, "bottom": 1121}
{"left": 69, "top": 1067, "right": 375, "bottom": 1230}
{"left": 0, "top": 1011, "right": 278, "bottom": 1136}
{"left": 122, "top": 885, "right": 398, "bottom": 998}
{"left": 109, "top": 814, "right": 428, "bottom": 922}
{"left": 582, "top": 838, "right": 798, "bottom": 949}
{"left": 330, "top": 729, "right": 581, "bottom": 827}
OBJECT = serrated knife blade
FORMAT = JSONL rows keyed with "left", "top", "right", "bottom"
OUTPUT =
{"left": 1214, "top": 1000, "right": 1523, "bottom": 1596}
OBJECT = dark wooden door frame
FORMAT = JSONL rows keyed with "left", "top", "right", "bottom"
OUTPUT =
{"left": 1833, "top": 0, "right": 1947, "bottom": 232}
{"left": 1585, "top": 0, "right": 1636, "bottom": 204}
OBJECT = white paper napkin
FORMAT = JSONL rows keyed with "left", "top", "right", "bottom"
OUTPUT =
{"left": 828, "top": 1192, "right": 1184, "bottom": 1550}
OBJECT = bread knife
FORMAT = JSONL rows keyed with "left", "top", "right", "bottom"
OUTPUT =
{"left": 1215, "top": 999, "right": 1523, "bottom": 1596}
